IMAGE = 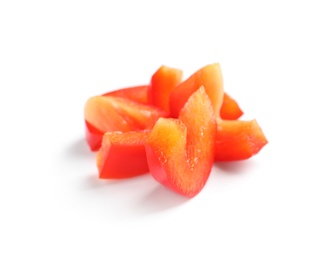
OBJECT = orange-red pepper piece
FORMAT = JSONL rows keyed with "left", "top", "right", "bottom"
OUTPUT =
{"left": 97, "top": 131, "right": 150, "bottom": 179}
{"left": 215, "top": 119, "right": 268, "bottom": 161}
{"left": 146, "top": 87, "right": 216, "bottom": 197}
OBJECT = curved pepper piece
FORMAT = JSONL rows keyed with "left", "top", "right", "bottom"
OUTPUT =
{"left": 84, "top": 95, "right": 167, "bottom": 151}
{"left": 97, "top": 131, "right": 150, "bottom": 179}
{"left": 148, "top": 65, "right": 183, "bottom": 113}
{"left": 146, "top": 87, "right": 216, "bottom": 197}
{"left": 215, "top": 119, "right": 268, "bottom": 161}
{"left": 169, "top": 63, "right": 223, "bottom": 118}
{"left": 220, "top": 93, "right": 243, "bottom": 120}
{"left": 103, "top": 85, "right": 149, "bottom": 104}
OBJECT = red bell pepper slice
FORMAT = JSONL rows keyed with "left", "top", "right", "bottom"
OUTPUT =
{"left": 215, "top": 119, "right": 268, "bottom": 161}
{"left": 220, "top": 93, "right": 243, "bottom": 120}
{"left": 94, "top": 119, "right": 268, "bottom": 179}
{"left": 85, "top": 120, "right": 105, "bottom": 152}
{"left": 148, "top": 66, "right": 183, "bottom": 113}
{"left": 97, "top": 131, "right": 150, "bottom": 179}
{"left": 84, "top": 95, "right": 167, "bottom": 151}
{"left": 169, "top": 63, "right": 223, "bottom": 118}
{"left": 145, "top": 87, "right": 216, "bottom": 197}
{"left": 103, "top": 85, "right": 149, "bottom": 104}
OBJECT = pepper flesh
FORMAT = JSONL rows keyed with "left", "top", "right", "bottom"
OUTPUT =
{"left": 220, "top": 93, "right": 243, "bottom": 120}
{"left": 215, "top": 119, "right": 268, "bottom": 161}
{"left": 84, "top": 95, "right": 166, "bottom": 151}
{"left": 103, "top": 85, "right": 149, "bottom": 104}
{"left": 169, "top": 63, "right": 223, "bottom": 118}
{"left": 97, "top": 131, "right": 150, "bottom": 179}
{"left": 146, "top": 87, "right": 216, "bottom": 197}
{"left": 148, "top": 65, "right": 183, "bottom": 113}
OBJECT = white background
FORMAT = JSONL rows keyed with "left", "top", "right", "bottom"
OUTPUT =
{"left": 1, "top": 0, "right": 332, "bottom": 259}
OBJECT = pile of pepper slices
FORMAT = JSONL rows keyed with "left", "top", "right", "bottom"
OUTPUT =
{"left": 84, "top": 63, "right": 268, "bottom": 197}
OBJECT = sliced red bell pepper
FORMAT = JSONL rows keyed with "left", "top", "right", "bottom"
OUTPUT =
{"left": 169, "top": 63, "right": 223, "bottom": 118}
{"left": 83, "top": 63, "right": 268, "bottom": 197}
{"left": 94, "top": 119, "right": 267, "bottom": 179}
{"left": 106, "top": 96, "right": 167, "bottom": 129}
{"left": 97, "top": 131, "right": 150, "bottom": 179}
{"left": 85, "top": 96, "right": 134, "bottom": 131}
{"left": 84, "top": 95, "right": 167, "bottom": 151}
{"left": 148, "top": 66, "right": 183, "bottom": 113}
{"left": 103, "top": 85, "right": 149, "bottom": 104}
{"left": 85, "top": 120, "right": 105, "bottom": 152}
{"left": 215, "top": 119, "right": 268, "bottom": 161}
{"left": 220, "top": 93, "right": 243, "bottom": 120}
{"left": 145, "top": 87, "right": 216, "bottom": 197}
